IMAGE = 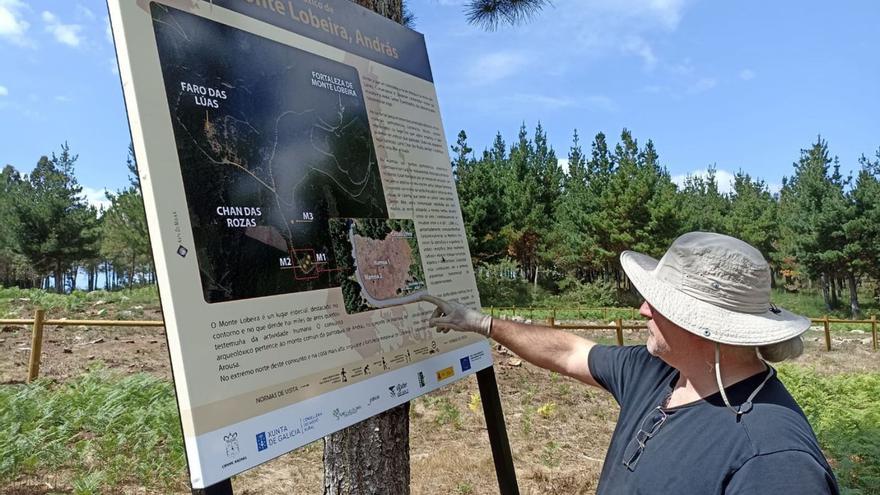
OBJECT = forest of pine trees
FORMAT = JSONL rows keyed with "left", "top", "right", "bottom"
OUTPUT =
{"left": 454, "top": 125, "right": 880, "bottom": 317}
{"left": 2, "top": 129, "right": 879, "bottom": 317}
{"left": 0, "top": 144, "right": 152, "bottom": 293}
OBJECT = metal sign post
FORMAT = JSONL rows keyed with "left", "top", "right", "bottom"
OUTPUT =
{"left": 193, "top": 479, "right": 233, "bottom": 495}
{"left": 477, "top": 366, "right": 520, "bottom": 495}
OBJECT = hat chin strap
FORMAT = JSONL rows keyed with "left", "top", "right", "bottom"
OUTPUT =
{"left": 714, "top": 343, "right": 774, "bottom": 417}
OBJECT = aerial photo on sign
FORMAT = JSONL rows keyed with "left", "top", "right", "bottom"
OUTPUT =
{"left": 151, "top": 4, "right": 388, "bottom": 303}
{"left": 329, "top": 218, "right": 427, "bottom": 314}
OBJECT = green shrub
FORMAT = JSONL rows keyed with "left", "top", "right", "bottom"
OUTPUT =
{"left": 779, "top": 365, "right": 880, "bottom": 493}
{"left": 475, "top": 260, "right": 533, "bottom": 307}
{"left": 0, "top": 365, "right": 186, "bottom": 491}
{"left": 537, "top": 277, "right": 620, "bottom": 307}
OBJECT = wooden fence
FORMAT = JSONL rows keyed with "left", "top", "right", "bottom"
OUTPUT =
{"left": 487, "top": 306, "right": 878, "bottom": 353}
{"left": 2, "top": 309, "right": 164, "bottom": 383}
{"left": 2, "top": 307, "right": 876, "bottom": 383}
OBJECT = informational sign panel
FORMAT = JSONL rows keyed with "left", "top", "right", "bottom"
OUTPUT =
{"left": 108, "top": 0, "right": 491, "bottom": 488}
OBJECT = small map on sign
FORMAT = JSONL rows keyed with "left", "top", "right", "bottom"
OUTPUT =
{"left": 329, "top": 218, "right": 427, "bottom": 314}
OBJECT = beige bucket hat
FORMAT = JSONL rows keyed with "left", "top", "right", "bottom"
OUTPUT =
{"left": 620, "top": 231, "right": 810, "bottom": 346}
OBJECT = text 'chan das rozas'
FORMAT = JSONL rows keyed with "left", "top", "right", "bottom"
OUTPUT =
{"left": 216, "top": 206, "right": 262, "bottom": 228}
{"left": 242, "top": 0, "right": 400, "bottom": 59}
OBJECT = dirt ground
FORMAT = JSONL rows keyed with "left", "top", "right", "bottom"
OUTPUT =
{"left": 2, "top": 318, "right": 878, "bottom": 494}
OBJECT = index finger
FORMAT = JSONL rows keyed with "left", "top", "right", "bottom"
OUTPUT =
{"left": 418, "top": 294, "right": 447, "bottom": 309}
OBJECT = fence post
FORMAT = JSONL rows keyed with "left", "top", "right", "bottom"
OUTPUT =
{"left": 603, "top": 307, "right": 608, "bottom": 320}
{"left": 547, "top": 308, "right": 555, "bottom": 327}
{"left": 27, "top": 309, "right": 46, "bottom": 383}
{"left": 872, "top": 315, "right": 877, "bottom": 352}
{"left": 615, "top": 319, "right": 624, "bottom": 346}
{"left": 631, "top": 307, "right": 636, "bottom": 320}
{"left": 823, "top": 316, "right": 831, "bottom": 352}
{"left": 490, "top": 306, "right": 495, "bottom": 318}
{"left": 512, "top": 306, "right": 516, "bottom": 318}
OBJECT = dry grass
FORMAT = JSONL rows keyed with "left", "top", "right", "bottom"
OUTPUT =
{"left": 2, "top": 314, "right": 879, "bottom": 493}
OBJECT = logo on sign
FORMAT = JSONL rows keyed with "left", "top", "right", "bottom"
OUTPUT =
{"left": 388, "top": 382, "right": 410, "bottom": 398}
{"left": 256, "top": 432, "right": 268, "bottom": 452}
{"left": 436, "top": 366, "right": 455, "bottom": 381}
{"left": 223, "top": 432, "right": 240, "bottom": 458}
{"left": 460, "top": 356, "right": 472, "bottom": 371}
{"left": 417, "top": 371, "right": 425, "bottom": 387}
{"left": 332, "top": 405, "right": 362, "bottom": 420}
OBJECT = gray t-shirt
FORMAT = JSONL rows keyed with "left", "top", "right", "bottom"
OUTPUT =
{"left": 588, "top": 344, "right": 839, "bottom": 494}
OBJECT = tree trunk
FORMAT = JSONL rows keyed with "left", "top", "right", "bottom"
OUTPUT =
{"left": 830, "top": 274, "right": 839, "bottom": 309}
{"left": 846, "top": 271, "right": 861, "bottom": 319}
{"left": 54, "top": 262, "right": 63, "bottom": 294}
{"left": 323, "top": 403, "right": 410, "bottom": 495}
{"left": 323, "top": 2, "right": 409, "bottom": 495}
{"left": 820, "top": 273, "right": 831, "bottom": 311}
{"left": 129, "top": 253, "right": 136, "bottom": 292}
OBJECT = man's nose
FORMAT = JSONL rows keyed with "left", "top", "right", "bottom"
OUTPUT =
{"left": 639, "top": 300, "right": 652, "bottom": 319}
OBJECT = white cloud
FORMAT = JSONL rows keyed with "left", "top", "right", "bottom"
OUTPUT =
{"left": 466, "top": 51, "right": 528, "bottom": 86}
{"left": 739, "top": 68, "right": 756, "bottom": 81}
{"left": 511, "top": 93, "right": 577, "bottom": 109}
{"left": 672, "top": 169, "right": 736, "bottom": 195}
{"left": 558, "top": 158, "right": 570, "bottom": 174}
{"left": 105, "top": 16, "right": 112, "bottom": 43}
{"left": 0, "top": 0, "right": 31, "bottom": 46}
{"left": 80, "top": 186, "right": 111, "bottom": 212}
{"left": 0, "top": 85, "right": 7, "bottom": 96}
{"left": 42, "top": 10, "right": 83, "bottom": 47}
{"left": 666, "top": 58, "right": 695, "bottom": 76}
{"left": 585, "top": 95, "right": 618, "bottom": 112}
{"left": 506, "top": 93, "right": 617, "bottom": 112}
{"left": 550, "top": 0, "right": 689, "bottom": 69}
{"left": 689, "top": 77, "right": 718, "bottom": 93}
{"left": 621, "top": 35, "right": 657, "bottom": 69}
{"left": 441, "top": 0, "right": 696, "bottom": 93}
{"left": 54, "top": 95, "right": 71, "bottom": 102}
{"left": 76, "top": 4, "right": 96, "bottom": 21}
{"left": 578, "top": 0, "right": 687, "bottom": 30}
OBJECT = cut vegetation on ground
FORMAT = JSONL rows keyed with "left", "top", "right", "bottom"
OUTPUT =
{"left": 1, "top": 291, "right": 879, "bottom": 494}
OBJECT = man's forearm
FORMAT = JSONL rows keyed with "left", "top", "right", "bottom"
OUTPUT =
{"left": 489, "top": 318, "right": 597, "bottom": 385}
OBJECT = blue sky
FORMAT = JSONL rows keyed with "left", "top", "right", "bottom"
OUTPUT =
{"left": 0, "top": 0, "right": 877, "bottom": 209}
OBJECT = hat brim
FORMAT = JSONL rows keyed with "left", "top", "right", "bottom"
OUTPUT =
{"left": 620, "top": 250, "right": 810, "bottom": 346}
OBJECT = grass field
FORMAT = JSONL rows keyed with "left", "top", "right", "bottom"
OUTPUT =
{"left": 2, "top": 356, "right": 879, "bottom": 494}
{"left": 1, "top": 287, "right": 879, "bottom": 493}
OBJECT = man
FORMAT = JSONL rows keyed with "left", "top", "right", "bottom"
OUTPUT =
{"left": 420, "top": 232, "right": 839, "bottom": 494}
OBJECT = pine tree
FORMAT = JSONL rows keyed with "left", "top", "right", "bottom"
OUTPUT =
{"left": 10, "top": 144, "right": 99, "bottom": 293}
{"left": 0, "top": 165, "right": 34, "bottom": 287}
{"left": 842, "top": 149, "right": 880, "bottom": 313}
{"left": 678, "top": 166, "right": 729, "bottom": 233}
{"left": 778, "top": 137, "right": 853, "bottom": 312}
{"left": 727, "top": 171, "right": 778, "bottom": 271}
{"left": 548, "top": 130, "right": 594, "bottom": 279}
{"left": 454, "top": 131, "right": 507, "bottom": 261}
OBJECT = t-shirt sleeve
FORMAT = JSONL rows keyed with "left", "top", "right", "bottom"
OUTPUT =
{"left": 725, "top": 450, "right": 840, "bottom": 495}
{"left": 588, "top": 345, "right": 664, "bottom": 406}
